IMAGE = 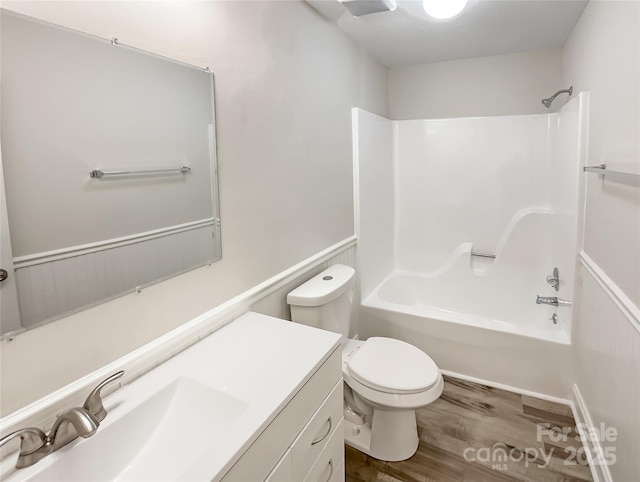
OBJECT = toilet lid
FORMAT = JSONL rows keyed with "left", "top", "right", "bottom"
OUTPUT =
{"left": 347, "top": 337, "right": 440, "bottom": 394}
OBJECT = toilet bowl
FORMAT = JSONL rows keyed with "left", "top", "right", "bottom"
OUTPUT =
{"left": 287, "top": 264, "right": 444, "bottom": 461}
{"left": 341, "top": 338, "right": 443, "bottom": 461}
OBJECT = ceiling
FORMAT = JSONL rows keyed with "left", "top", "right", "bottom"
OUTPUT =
{"left": 306, "top": 0, "right": 588, "bottom": 67}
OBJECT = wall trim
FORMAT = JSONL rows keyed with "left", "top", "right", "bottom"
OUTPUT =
{"left": 13, "top": 217, "right": 217, "bottom": 269}
{"left": 571, "top": 384, "right": 613, "bottom": 482}
{"left": 579, "top": 251, "right": 640, "bottom": 333}
{"left": 0, "top": 235, "right": 357, "bottom": 442}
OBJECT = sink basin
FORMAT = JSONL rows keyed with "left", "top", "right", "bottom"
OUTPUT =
{"left": 20, "top": 378, "right": 249, "bottom": 481}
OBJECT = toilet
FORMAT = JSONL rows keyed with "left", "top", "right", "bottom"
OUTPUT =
{"left": 287, "top": 264, "right": 444, "bottom": 462}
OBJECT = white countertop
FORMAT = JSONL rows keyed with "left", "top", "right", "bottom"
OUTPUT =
{"left": 3, "top": 312, "right": 341, "bottom": 481}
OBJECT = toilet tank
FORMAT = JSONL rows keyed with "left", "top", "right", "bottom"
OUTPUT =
{"left": 287, "top": 264, "right": 355, "bottom": 338}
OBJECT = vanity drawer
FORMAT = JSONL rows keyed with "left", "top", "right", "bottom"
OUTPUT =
{"left": 332, "top": 460, "right": 345, "bottom": 482}
{"left": 265, "top": 448, "right": 292, "bottom": 482}
{"left": 291, "top": 381, "right": 343, "bottom": 480}
{"left": 304, "top": 419, "right": 345, "bottom": 482}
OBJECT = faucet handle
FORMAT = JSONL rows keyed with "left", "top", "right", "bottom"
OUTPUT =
{"left": 0, "top": 428, "right": 46, "bottom": 468}
{"left": 83, "top": 370, "right": 125, "bottom": 422}
{"left": 546, "top": 267, "right": 560, "bottom": 291}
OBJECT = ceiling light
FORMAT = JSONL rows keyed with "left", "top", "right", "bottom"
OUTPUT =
{"left": 422, "top": 0, "right": 468, "bottom": 19}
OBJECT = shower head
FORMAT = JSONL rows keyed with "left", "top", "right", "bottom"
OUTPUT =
{"left": 541, "top": 86, "right": 573, "bottom": 108}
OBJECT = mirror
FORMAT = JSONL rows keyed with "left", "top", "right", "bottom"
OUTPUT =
{"left": 0, "top": 11, "right": 221, "bottom": 336}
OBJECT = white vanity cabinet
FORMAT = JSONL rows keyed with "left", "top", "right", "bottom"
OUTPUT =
{"left": 221, "top": 345, "right": 345, "bottom": 482}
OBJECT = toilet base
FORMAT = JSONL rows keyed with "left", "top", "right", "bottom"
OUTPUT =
{"left": 343, "top": 408, "right": 419, "bottom": 462}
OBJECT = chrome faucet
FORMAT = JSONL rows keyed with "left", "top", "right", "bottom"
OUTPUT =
{"left": 536, "top": 295, "right": 558, "bottom": 306}
{"left": 0, "top": 371, "right": 124, "bottom": 469}
{"left": 48, "top": 407, "right": 99, "bottom": 451}
{"left": 536, "top": 296, "right": 572, "bottom": 307}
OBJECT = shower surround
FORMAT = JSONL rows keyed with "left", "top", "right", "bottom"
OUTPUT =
{"left": 353, "top": 95, "right": 587, "bottom": 398}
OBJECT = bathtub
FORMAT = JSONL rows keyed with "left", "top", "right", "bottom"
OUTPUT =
{"left": 371, "top": 270, "right": 570, "bottom": 344}
{"left": 358, "top": 270, "right": 573, "bottom": 399}
{"left": 356, "top": 211, "right": 575, "bottom": 399}
{"left": 352, "top": 106, "right": 584, "bottom": 400}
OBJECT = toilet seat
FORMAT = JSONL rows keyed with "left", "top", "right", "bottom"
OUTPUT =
{"left": 347, "top": 337, "right": 440, "bottom": 394}
{"left": 342, "top": 337, "right": 444, "bottom": 410}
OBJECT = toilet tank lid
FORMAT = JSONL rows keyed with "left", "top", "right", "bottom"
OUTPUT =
{"left": 287, "top": 264, "right": 355, "bottom": 307}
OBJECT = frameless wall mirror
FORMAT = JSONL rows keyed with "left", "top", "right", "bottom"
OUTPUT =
{"left": 0, "top": 11, "right": 221, "bottom": 337}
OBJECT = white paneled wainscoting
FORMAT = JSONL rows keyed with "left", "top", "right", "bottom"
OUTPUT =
{"left": 571, "top": 252, "right": 640, "bottom": 482}
{"left": 11, "top": 219, "right": 220, "bottom": 331}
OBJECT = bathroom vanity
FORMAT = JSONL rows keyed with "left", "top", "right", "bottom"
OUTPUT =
{"left": 1, "top": 312, "right": 344, "bottom": 481}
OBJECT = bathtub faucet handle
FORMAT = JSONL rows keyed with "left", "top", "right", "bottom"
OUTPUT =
{"left": 546, "top": 267, "right": 560, "bottom": 291}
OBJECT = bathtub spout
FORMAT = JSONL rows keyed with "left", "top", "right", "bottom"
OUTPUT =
{"left": 536, "top": 295, "right": 557, "bottom": 306}
{"left": 536, "top": 296, "right": 572, "bottom": 307}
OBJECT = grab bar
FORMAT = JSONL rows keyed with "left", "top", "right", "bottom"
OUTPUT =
{"left": 89, "top": 166, "right": 191, "bottom": 179}
{"left": 583, "top": 164, "right": 640, "bottom": 187}
{"left": 471, "top": 251, "right": 496, "bottom": 259}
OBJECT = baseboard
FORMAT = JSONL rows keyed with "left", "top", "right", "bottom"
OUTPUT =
{"left": 0, "top": 236, "right": 357, "bottom": 441}
{"left": 571, "top": 384, "right": 613, "bottom": 482}
{"left": 440, "top": 369, "right": 571, "bottom": 406}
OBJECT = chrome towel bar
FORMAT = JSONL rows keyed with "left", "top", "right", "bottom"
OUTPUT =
{"left": 583, "top": 164, "right": 639, "bottom": 187}
{"left": 89, "top": 166, "right": 191, "bottom": 179}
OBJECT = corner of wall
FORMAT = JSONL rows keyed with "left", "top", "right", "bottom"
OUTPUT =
{"left": 358, "top": 51, "right": 390, "bottom": 119}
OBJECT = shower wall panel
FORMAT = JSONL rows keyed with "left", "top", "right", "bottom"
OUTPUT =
{"left": 352, "top": 108, "right": 394, "bottom": 298}
{"left": 549, "top": 94, "right": 588, "bottom": 325}
{"left": 394, "top": 115, "right": 553, "bottom": 272}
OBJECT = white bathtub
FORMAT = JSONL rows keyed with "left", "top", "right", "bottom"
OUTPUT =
{"left": 358, "top": 270, "right": 573, "bottom": 399}
{"left": 372, "top": 270, "right": 570, "bottom": 344}
{"left": 376, "top": 272, "right": 570, "bottom": 344}
{"left": 356, "top": 210, "right": 576, "bottom": 398}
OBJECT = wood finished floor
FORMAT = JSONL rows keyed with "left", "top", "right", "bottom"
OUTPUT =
{"left": 345, "top": 376, "right": 593, "bottom": 482}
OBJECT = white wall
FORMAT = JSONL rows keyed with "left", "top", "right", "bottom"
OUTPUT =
{"left": 564, "top": 1, "right": 640, "bottom": 306}
{"left": 359, "top": 56, "right": 390, "bottom": 119}
{"left": 562, "top": 1, "right": 640, "bottom": 480}
{"left": 389, "top": 48, "right": 562, "bottom": 120}
{"left": 0, "top": 1, "right": 389, "bottom": 415}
